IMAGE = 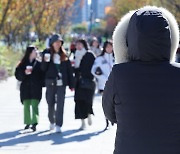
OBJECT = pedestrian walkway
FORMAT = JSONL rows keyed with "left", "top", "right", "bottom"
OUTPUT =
{"left": 0, "top": 77, "right": 116, "bottom": 154}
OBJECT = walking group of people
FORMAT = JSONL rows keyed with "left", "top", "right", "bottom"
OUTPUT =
{"left": 13, "top": 4, "right": 180, "bottom": 154}
{"left": 15, "top": 34, "right": 115, "bottom": 133}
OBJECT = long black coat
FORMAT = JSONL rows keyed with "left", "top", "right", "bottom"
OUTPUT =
{"left": 74, "top": 52, "right": 95, "bottom": 102}
{"left": 103, "top": 8, "right": 180, "bottom": 154}
{"left": 41, "top": 49, "right": 74, "bottom": 89}
{"left": 15, "top": 60, "right": 44, "bottom": 103}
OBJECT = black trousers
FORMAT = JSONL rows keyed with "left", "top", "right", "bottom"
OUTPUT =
{"left": 46, "top": 85, "right": 66, "bottom": 127}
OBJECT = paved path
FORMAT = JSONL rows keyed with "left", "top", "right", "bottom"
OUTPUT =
{"left": 0, "top": 77, "right": 116, "bottom": 154}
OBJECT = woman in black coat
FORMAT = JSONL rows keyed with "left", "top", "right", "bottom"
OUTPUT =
{"left": 15, "top": 46, "right": 44, "bottom": 131}
{"left": 74, "top": 39, "right": 95, "bottom": 130}
{"left": 103, "top": 6, "right": 180, "bottom": 154}
{"left": 41, "top": 34, "right": 74, "bottom": 133}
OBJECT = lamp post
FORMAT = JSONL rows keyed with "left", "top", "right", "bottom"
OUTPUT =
{"left": 89, "top": 0, "right": 93, "bottom": 34}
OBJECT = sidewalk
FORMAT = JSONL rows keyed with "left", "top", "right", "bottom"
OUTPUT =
{"left": 0, "top": 77, "right": 116, "bottom": 154}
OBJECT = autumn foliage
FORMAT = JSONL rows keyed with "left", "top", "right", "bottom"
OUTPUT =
{"left": 0, "top": 0, "right": 75, "bottom": 45}
{"left": 112, "top": 0, "right": 179, "bottom": 24}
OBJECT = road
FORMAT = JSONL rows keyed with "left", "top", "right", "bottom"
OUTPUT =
{"left": 0, "top": 77, "right": 116, "bottom": 154}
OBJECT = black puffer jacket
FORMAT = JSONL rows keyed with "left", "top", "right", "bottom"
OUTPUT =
{"left": 103, "top": 7, "right": 180, "bottom": 154}
{"left": 15, "top": 60, "right": 44, "bottom": 103}
{"left": 41, "top": 49, "right": 74, "bottom": 89}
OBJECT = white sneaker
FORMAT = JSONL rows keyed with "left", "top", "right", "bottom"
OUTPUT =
{"left": 55, "top": 126, "right": 62, "bottom": 133}
{"left": 49, "top": 123, "right": 55, "bottom": 131}
{"left": 88, "top": 114, "right": 92, "bottom": 126}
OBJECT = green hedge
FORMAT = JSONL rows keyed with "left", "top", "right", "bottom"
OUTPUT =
{"left": 0, "top": 45, "right": 22, "bottom": 79}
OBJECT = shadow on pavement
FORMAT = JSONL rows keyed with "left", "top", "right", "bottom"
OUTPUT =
{"left": 0, "top": 129, "right": 106, "bottom": 147}
{"left": 52, "top": 130, "right": 105, "bottom": 145}
{"left": 0, "top": 130, "right": 21, "bottom": 140}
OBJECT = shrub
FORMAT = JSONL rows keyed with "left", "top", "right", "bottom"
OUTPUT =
{"left": 0, "top": 45, "right": 22, "bottom": 79}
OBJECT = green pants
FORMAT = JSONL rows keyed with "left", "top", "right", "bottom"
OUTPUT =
{"left": 23, "top": 99, "right": 39, "bottom": 125}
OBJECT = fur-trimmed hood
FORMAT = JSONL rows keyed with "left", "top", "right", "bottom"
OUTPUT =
{"left": 113, "top": 6, "right": 179, "bottom": 64}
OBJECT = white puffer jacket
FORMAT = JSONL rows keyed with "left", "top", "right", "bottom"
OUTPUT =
{"left": 91, "top": 53, "right": 114, "bottom": 90}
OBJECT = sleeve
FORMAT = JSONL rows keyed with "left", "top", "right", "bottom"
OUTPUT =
{"left": 91, "top": 58, "right": 99, "bottom": 78}
{"left": 37, "top": 62, "right": 46, "bottom": 87}
{"left": 41, "top": 50, "right": 50, "bottom": 72}
{"left": 102, "top": 69, "right": 117, "bottom": 123}
{"left": 87, "top": 53, "right": 95, "bottom": 77}
{"left": 15, "top": 64, "right": 26, "bottom": 81}
{"left": 67, "top": 60, "right": 75, "bottom": 89}
{"left": 83, "top": 53, "right": 95, "bottom": 78}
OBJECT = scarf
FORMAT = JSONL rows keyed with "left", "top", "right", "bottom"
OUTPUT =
{"left": 74, "top": 48, "right": 87, "bottom": 68}
{"left": 53, "top": 53, "right": 61, "bottom": 64}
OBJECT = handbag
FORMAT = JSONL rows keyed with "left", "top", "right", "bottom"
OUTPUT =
{"left": 95, "top": 67, "right": 103, "bottom": 75}
{"left": 79, "top": 78, "right": 95, "bottom": 90}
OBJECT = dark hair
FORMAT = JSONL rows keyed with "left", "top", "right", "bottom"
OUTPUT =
{"left": 77, "top": 39, "right": 89, "bottom": 50}
{"left": 100, "top": 40, "right": 113, "bottom": 56}
{"left": 20, "top": 46, "right": 36, "bottom": 65}
{"left": 90, "top": 37, "right": 100, "bottom": 48}
{"left": 49, "top": 44, "right": 67, "bottom": 61}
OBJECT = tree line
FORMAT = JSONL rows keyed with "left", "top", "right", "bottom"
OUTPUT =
{"left": 0, "top": 0, "right": 75, "bottom": 46}
{"left": 112, "top": 0, "right": 179, "bottom": 24}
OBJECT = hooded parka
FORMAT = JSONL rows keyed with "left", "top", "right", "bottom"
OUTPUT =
{"left": 102, "top": 6, "right": 180, "bottom": 154}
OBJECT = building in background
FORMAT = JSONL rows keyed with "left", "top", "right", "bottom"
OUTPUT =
{"left": 91, "top": 0, "right": 112, "bottom": 19}
{"left": 72, "top": 0, "right": 89, "bottom": 24}
{"left": 72, "top": 0, "right": 112, "bottom": 24}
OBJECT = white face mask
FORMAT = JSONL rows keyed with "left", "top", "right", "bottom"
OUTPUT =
{"left": 53, "top": 53, "right": 61, "bottom": 64}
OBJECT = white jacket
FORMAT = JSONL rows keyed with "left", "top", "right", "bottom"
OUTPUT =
{"left": 91, "top": 53, "right": 114, "bottom": 90}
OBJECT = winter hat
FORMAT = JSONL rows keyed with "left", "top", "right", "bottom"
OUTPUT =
{"left": 49, "top": 34, "right": 64, "bottom": 46}
{"left": 113, "top": 6, "right": 179, "bottom": 64}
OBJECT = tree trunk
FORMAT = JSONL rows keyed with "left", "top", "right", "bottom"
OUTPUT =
{"left": 0, "top": 0, "right": 12, "bottom": 32}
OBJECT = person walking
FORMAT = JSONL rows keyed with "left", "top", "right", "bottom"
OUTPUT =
{"left": 91, "top": 40, "right": 114, "bottom": 94}
{"left": 74, "top": 39, "right": 96, "bottom": 130}
{"left": 91, "top": 40, "right": 114, "bottom": 130}
{"left": 41, "top": 34, "right": 74, "bottom": 133}
{"left": 15, "top": 46, "right": 44, "bottom": 132}
{"left": 102, "top": 6, "right": 180, "bottom": 154}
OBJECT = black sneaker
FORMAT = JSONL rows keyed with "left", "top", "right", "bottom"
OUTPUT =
{"left": 31, "top": 123, "right": 37, "bottom": 132}
{"left": 24, "top": 125, "right": 30, "bottom": 130}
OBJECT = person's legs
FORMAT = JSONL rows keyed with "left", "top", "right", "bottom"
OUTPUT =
{"left": 87, "top": 114, "right": 92, "bottom": 126}
{"left": 55, "top": 86, "right": 66, "bottom": 128}
{"left": 75, "top": 100, "right": 89, "bottom": 119}
{"left": 75, "top": 100, "right": 89, "bottom": 130}
{"left": 23, "top": 100, "right": 31, "bottom": 126}
{"left": 104, "top": 118, "right": 109, "bottom": 130}
{"left": 79, "top": 119, "right": 86, "bottom": 130}
{"left": 46, "top": 86, "right": 56, "bottom": 128}
{"left": 31, "top": 99, "right": 39, "bottom": 124}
